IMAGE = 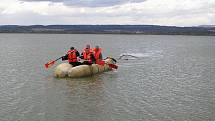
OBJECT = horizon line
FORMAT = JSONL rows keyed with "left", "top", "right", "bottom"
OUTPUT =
{"left": 1, "top": 24, "right": 212, "bottom": 27}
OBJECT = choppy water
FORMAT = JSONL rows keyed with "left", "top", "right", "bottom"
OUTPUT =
{"left": 0, "top": 34, "right": 215, "bottom": 121}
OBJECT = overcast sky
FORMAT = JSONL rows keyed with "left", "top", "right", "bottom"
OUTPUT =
{"left": 0, "top": 0, "right": 215, "bottom": 26}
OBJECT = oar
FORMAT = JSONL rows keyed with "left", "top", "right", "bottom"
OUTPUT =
{"left": 44, "top": 56, "right": 64, "bottom": 69}
{"left": 97, "top": 60, "right": 118, "bottom": 69}
{"left": 80, "top": 59, "right": 118, "bottom": 69}
{"left": 108, "top": 63, "right": 118, "bottom": 69}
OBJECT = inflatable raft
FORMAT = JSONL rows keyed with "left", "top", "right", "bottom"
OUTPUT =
{"left": 54, "top": 58, "right": 117, "bottom": 78}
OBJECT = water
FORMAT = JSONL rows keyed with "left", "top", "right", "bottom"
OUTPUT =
{"left": 0, "top": 34, "right": 215, "bottom": 121}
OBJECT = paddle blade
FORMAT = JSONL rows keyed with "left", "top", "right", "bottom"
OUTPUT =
{"left": 96, "top": 60, "right": 118, "bottom": 69}
{"left": 108, "top": 64, "right": 118, "bottom": 69}
{"left": 44, "top": 60, "right": 55, "bottom": 69}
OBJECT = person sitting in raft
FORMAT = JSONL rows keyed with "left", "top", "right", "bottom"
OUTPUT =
{"left": 93, "top": 45, "right": 103, "bottom": 64}
{"left": 80, "top": 44, "right": 96, "bottom": 65}
{"left": 62, "top": 47, "right": 82, "bottom": 67}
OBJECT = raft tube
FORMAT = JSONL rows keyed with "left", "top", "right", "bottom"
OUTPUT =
{"left": 54, "top": 58, "right": 116, "bottom": 78}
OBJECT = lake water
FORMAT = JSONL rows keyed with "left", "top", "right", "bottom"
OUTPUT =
{"left": 0, "top": 34, "right": 215, "bottom": 121}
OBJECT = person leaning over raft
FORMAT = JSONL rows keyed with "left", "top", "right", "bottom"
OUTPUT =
{"left": 93, "top": 45, "right": 103, "bottom": 64}
{"left": 80, "top": 44, "right": 96, "bottom": 65}
{"left": 62, "top": 47, "right": 82, "bottom": 67}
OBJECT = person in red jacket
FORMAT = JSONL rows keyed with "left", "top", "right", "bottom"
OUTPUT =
{"left": 93, "top": 45, "right": 103, "bottom": 64}
{"left": 62, "top": 47, "right": 81, "bottom": 67}
{"left": 80, "top": 44, "right": 96, "bottom": 65}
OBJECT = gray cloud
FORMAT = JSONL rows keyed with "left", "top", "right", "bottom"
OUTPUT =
{"left": 20, "top": 0, "right": 146, "bottom": 7}
{"left": 1, "top": 0, "right": 215, "bottom": 26}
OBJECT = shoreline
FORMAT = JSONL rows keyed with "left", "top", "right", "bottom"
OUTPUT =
{"left": 0, "top": 32, "right": 215, "bottom": 36}
{"left": 1, "top": 25, "right": 215, "bottom": 36}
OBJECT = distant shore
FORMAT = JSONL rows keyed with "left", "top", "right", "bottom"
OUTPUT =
{"left": 1, "top": 32, "right": 215, "bottom": 36}
{"left": 0, "top": 25, "right": 215, "bottom": 36}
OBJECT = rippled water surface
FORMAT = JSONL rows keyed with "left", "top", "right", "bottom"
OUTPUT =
{"left": 0, "top": 34, "right": 215, "bottom": 121}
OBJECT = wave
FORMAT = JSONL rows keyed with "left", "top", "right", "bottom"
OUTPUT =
{"left": 119, "top": 51, "right": 163, "bottom": 60}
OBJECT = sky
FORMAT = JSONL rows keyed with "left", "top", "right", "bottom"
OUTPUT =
{"left": 0, "top": 0, "right": 215, "bottom": 26}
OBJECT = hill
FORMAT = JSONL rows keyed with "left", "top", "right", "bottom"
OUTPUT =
{"left": 0, "top": 25, "right": 215, "bottom": 36}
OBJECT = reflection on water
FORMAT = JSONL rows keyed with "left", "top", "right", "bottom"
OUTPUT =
{"left": 0, "top": 34, "right": 215, "bottom": 121}
{"left": 44, "top": 72, "right": 125, "bottom": 121}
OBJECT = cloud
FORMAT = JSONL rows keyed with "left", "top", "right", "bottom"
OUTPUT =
{"left": 0, "top": 0, "right": 215, "bottom": 26}
{"left": 20, "top": 0, "right": 146, "bottom": 7}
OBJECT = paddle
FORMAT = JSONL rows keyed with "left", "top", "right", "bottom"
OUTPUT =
{"left": 97, "top": 60, "right": 118, "bottom": 69}
{"left": 80, "top": 59, "right": 118, "bottom": 69}
{"left": 44, "top": 56, "right": 64, "bottom": 69}
{"left": 108, "top": 63, "right": 118, "bottom": 69}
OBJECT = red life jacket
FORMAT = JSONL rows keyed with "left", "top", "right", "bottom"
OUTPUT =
{"left": 83, "top": 48, "right": 93, "bottom": 61}
{"left": 67, "top": 49, "right": 77, "bottom": 63}
{"left": 93, "top": 48, "right": 102, "bottom": 64}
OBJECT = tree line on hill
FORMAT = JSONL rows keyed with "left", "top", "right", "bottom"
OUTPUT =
{"left": 0, "top": 25, "right": 215, "bottom": 36}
